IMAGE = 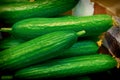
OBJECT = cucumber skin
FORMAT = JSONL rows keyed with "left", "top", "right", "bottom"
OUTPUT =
{"left": 75, "top": 76, "right": 91, "bottom": 80}
{"left": 15, "top": 54, "right": 117, "bottom": 79}
{"left": 0, "top": 0, "right": 78, "bottom": 24}
{"left": 58, "top": 40, "right": 98, "bottom": 58}
{"left": 0, "top": 0, "right": 30, "bottom": 3}
{"left": 12, "top": 14, "right": 113, "bottom": 40}
{"left": 0, "top": 37, "right": 24, "bottom": 51}
{"left": 0, "top": 31, "right": 78, "bottom": 73}
{"left": 0, "top": 39, "right": 98, "bottom": 58}
{"left": 0, "top": 39, "right": 98, "bottom": 57}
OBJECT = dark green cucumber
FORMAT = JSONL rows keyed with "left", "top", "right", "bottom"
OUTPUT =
{"left": 0, "top": 14, "right": 113, "bottom": 40}
{"left": 75, "top": 76, "right": 91, "bottom": 80}
{"left": 0, "top": 30, "right": 85, "bottom": 73}
{"left": 0, "top": 0, "right": 31, "bottom": 3}
{"left": 0, "top": 36, "right": 24, "bottom": 51}
{"left": 0, "top": 0, "right": 78, "bottom": 24}
{"left": 15, "top": 54, "right": 117, "bottom": 79}
{"left": 58, "top": 40, "right": 98, "bottom": 58}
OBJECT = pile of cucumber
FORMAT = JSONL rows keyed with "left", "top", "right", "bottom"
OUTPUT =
{"left": 0, "top": 0, "right": 118, "bottom": 80}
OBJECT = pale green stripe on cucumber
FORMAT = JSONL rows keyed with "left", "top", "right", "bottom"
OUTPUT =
{"left": 0, "top": 30, "right": 85, "bottom": 73}
{"left": 15, "top": 54, "right": 117, "bottom": 79}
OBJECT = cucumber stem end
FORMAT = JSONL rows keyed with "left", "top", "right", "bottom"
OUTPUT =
{"left": 76, "top": 30, "right": 86, "bottom": 37}
{"left": 0, "top": 28, "right": 12, "bottom": 32}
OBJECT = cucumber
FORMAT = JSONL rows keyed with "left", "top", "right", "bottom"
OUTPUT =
{"left": 0, "top": 0, "right": 78, "bottom": 24}
{"left": 15, "top": 54, "right": 117, "bottom": 79}
{"left": 75, "top": 76, "right": 91, "bottom": 80}
{"left": 58, "top": 40, "right": 98, "bottom": 58}
{"left": 0, "top": 14, "right": 113, "bottom": 40}
{"left": 0, "top": 0, "right": 31, "bottom": 3}
{"left": 0, "top": 36, "right": 24, "bottom": 51}
{"left": 0, "top": 30, "right": 85, "bottom": 73}
{"left": 0, "top": 37, "right": 98, "bottom": 57}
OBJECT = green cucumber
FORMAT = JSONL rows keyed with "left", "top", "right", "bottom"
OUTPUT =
{"left": 0, "top": 30, "right": 85, "bottom": 73}
{"left": 15, "top": 54, "right": 117, "bottom": 79}
{"left": 0, "top": 14, "right": 113, "bottom": 40}
{"left": 0, "top": 0, "right": 31, "bottom": 3}
{"left": 0, "top": 0, "right": 78, "bottom": 24}
{"left": 58, "top": 40, "right": 98, "bottom": 58}
{"left": 75, "top": 76, "right": 91, "bottom": 80}
{"left": 0, "top": 36, "right": 24, "bottom": 51}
